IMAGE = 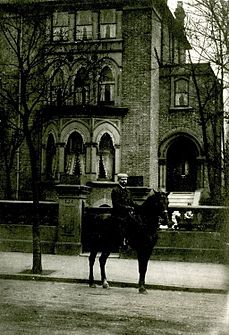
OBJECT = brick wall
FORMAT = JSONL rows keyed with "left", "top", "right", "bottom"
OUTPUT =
{"left": 121, "top": 8, "right": 160, "bottom": 187}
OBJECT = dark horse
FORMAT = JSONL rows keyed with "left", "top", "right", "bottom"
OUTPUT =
{"left": 88, "top": 190, "right": 169, "bottom": 293}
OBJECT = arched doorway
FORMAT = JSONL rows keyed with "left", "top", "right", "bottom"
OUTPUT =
{"left": 166, "top": 137, "right": 198, "bottom": 192}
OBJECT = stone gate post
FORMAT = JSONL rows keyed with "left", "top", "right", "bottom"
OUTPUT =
{"left": 55, "top": 184, "right": 91, "bottom": 255}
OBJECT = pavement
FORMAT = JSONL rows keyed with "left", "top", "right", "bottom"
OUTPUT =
{"left": 0, "top": 251, "right": 228, "bottom": 293}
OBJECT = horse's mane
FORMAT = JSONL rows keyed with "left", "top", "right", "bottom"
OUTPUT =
{"left": 142, "top": 191, "right": 159, "bottom": 206}
{"left": 139, "top": 190, "right": 168, "bottom": 218}
{"left": 139, "top": 192, "right": 158, "bottom": 217}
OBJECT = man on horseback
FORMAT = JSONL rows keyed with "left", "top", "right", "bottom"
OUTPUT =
{"left": 111, "top": 173, "right": 136, "bottom": 249}
{"left": 88, "top": 173, "right": 136, "bottom": 289}
{"left": 88, "top": 177, "right": 169, "bottom": 293}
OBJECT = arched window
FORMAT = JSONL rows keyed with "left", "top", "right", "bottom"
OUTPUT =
{"left": 46, "top": 134, "right": 56, "bottom": 179}
{"left": 174, "top": 79, "right": 189, "bottom": 107}
{"left": 74, "top": 68, "right": 90, "bottom": 105}
{"left": 65, "top": 132, "right": 85, "bottom": 176}
{"left": 99, "top": 66, "right": 115, "bottom": 105}
{"left": 50, "top": 69, "right": 65, "bottom": 106}
{"left": 98, "top": 133, "right": 115, "bottom": 181}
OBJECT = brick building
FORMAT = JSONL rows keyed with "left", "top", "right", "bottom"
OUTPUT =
{"left": 0, "top": 0, "right": 223, "bottom": 206}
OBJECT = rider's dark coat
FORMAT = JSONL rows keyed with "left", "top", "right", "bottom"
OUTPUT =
{"left": 111, "top": 184, "right": 135, "bottom": 218}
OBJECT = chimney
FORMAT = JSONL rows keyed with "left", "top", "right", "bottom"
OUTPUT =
{"left": 174, "top": 1, "right": 186, "bottom": 27}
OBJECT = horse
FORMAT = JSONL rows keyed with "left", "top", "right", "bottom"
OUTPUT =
{"left": 87, "top": 190, "right": 169, "bottom": 293}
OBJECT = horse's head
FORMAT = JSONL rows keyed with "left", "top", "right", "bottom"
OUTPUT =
{"left": 145, "top": 190, "right": 169, "bottom": 225}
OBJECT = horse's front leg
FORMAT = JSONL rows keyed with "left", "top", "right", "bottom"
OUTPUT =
{"left": 89, "top": 250, "right": 97, "bottom": 287}
{"left": 99, "top": 251, "right": 110, "bottom": 288}
{"left": 137, "top": 249, "right": 151, "bottom": 294}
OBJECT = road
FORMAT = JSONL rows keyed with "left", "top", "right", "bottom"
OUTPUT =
{"left": 0, "top": 279, "right": 228, "bottom": 335}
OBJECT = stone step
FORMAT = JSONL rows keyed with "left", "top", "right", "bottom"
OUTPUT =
{"left": 168, "top": 192, "right": 195, "bottom": 206}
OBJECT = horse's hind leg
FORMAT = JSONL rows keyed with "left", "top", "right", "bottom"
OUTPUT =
{"left": 99, "top": 251, "right": 110, "bottom": 289}
{"left": 89, "top": 250, "right": 97, "bottom": 287}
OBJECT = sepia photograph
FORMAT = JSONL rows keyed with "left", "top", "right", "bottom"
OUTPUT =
{"left": 0, "top": 0, "right": 228, "bottom": 334}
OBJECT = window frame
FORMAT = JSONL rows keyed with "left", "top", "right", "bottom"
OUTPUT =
{"left": 65, "top": 131, "right": 86, "bottom": 176}
{"left": 99, "top": 9, "right": 117, "bottom": 39}
{"left": 52, "top": 11, "right": 70, "bottom": 42}
{"left": 74, "top": 67, "right": 91, "bottom": 105}
{"left": 75, "top": 10, "right": 93, "bottom": 41}
{"left": 98, "top": 66, "right": 115, "bottom": 105}
{"left": 98, "top": 132, "right": 115, "bottom": 181}
{"left": 50, "top": 69, "right": 65, "bottom": 106}
{"left": 46, "top": 134, "right": 56, "bottom": 180}
{"left": 170, "top": 76, "right": 192, "bottom": 111}
{"left": 174, "top": 78, "right": 189, "bottom": 107}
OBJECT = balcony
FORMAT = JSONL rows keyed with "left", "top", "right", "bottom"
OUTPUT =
{"left": 41, "top": 104, "right": 128, "bottom": 121}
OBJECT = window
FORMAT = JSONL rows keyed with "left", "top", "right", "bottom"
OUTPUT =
{"left": 52, "top": 12, "right": 69, "bottom": 42}
{"left": 100, "top": 9, "right": 116, "bottom": 39}
{"left": 76, "top": 11, "right": 92, "bottom": 40}
{"left": 50, "top": 69, "right": 65, "bottom": 105}
{"left": 174, "top": 79, "right": 189, "bottom": 107}
{"left": 98, "top": 133, "right": 115, "bottom": 181}
{"left": 46, "top": 134, "right": 56, "bottom": 180}
{"left": 99, "top": 66, "right": 115, "bottom": 104}
{"left": 74, "top": 68, "right": 90, "bottom": 105}
{"left": 65, "top": 132, "right": 85, "bottom": 176}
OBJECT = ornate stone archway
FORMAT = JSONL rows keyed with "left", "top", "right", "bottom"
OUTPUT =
{"left": 159, "top": 131, "right": 204, "bottom": 192}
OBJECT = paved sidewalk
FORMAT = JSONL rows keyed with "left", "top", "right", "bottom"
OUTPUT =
{"left": 0, "top": 251, "right": 228, "bottom": 293}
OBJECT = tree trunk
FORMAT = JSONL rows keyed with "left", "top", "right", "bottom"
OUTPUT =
{"left": 4, "top": 166, "right": 12, "bottom": 199}
{"left": 2, "top": 148, "right": 12, "bottom": 199}
{"left": 24, "top": 124, "right": 42, "bottom": 274}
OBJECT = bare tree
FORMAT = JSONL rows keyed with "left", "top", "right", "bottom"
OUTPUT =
{"left": 189, "top": 60, "right": 223, "bottom": 203}
{"left": 0, "top": 105, "right": 24, "bottom": 199}
{"left": 0, "top": 5, "right": 63, "bottom": 273}
{"left": 185, "top": 0, "right": 229, "bottom": 201}
{"left": 0, "top": 3, "right": 107, "bottom": 272}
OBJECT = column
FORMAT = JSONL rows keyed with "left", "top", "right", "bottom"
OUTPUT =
{"left": 196, "top": 157, "right": 205, "bottom": 189}
{"left": 114, "top": 144, "right": 121, "bottom": 181}
{"left": 91, "top": 142, "right": 98, "bottom": 180}
{"left": 159, "top": 158, "right": 166, "bottom": 191}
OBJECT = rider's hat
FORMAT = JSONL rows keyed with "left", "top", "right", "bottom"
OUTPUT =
{"left": 117, "top": 173, "right": 128, "bottom": 179}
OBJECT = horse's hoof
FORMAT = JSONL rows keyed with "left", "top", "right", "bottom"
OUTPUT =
{"left": 102, "top": 280, "right": 110, "bottom": 289}
{"left": 139, "top": 286, "right": 148, "bottom": 294}
{"left": 89, "top": 283, "right": 97, "bottom": 288}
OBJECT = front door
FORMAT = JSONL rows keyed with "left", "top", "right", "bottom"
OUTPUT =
{"left": 166, "top": 138, "right": 197, "bottom": 192}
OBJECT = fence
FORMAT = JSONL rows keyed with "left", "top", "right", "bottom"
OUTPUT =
{"left": 82, "top": 205, "right": 227, "bottom": 232}
{"left": 0, "top": 200, "right": 58, "bottom": 226}
{"left": 0, "top": 201, "right": 227, "bottom": 262}
{"left": 0, "top": 200, "right": 59, "bottom": 253}
{"left": 82, "top": 205, "right": 228, "bottom": 262}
